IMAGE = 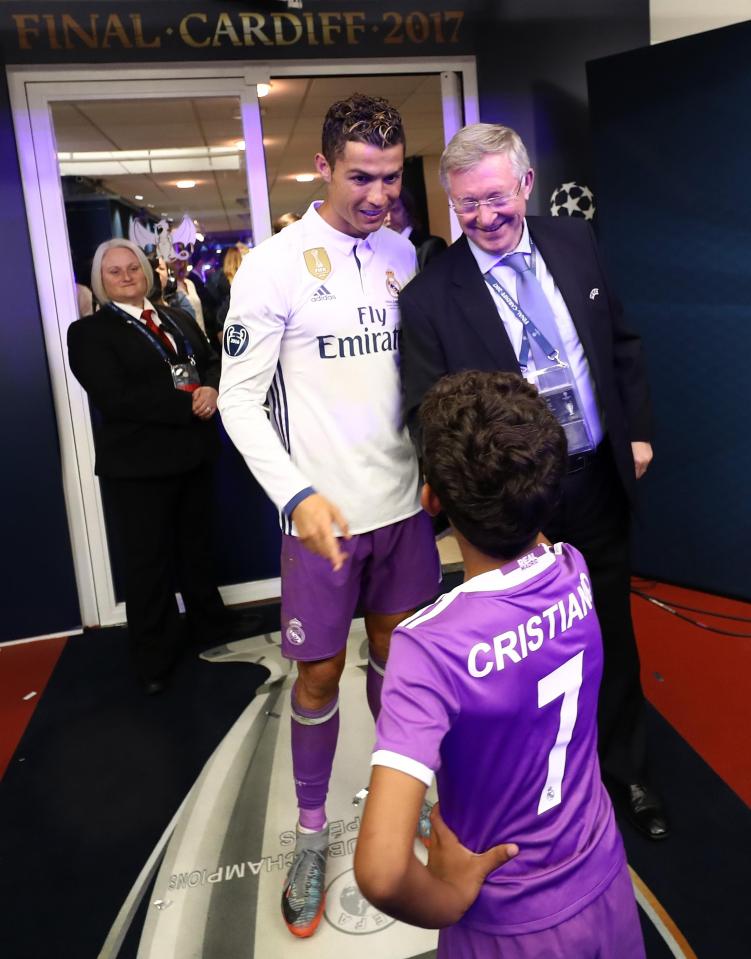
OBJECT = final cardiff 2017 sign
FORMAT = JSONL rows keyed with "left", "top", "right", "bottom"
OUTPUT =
{"left": 0, "top": 1, "right": 477, "bottom": 63}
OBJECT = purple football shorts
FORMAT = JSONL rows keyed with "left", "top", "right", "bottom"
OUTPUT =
{"left": 437, "top": 861, "right": 645, "bottom": 959}
{"left": 280, "top": 510, "right": 441, "bottom": 661}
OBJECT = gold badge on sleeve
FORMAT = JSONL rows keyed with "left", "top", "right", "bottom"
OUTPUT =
{"left": 304, "top": 247, "right": 331, "bottom": 280}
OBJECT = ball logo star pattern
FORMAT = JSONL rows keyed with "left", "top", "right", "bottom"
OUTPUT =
{"left": 550, "top": 182, "right": 596, "bottom": 220}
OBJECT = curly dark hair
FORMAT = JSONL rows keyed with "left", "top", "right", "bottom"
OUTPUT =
{"left": 321, "top": 93, "right": 405, "bottom": 167}
{"left": 419, "top": 371, "right": 567, "bottom": 560}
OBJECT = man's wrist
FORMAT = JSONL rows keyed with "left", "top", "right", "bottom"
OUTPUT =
{"left": 284, "top": 486, "right": 316, "bottom": 518}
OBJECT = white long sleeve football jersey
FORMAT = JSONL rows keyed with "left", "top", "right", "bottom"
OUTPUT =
{"left": 218, "top": 202, "right": 422, "bottom": 536}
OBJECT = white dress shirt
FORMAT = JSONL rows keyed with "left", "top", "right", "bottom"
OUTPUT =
{"left": 467, "top": 220, "right": 604, "bottom": 446}
{"left": 112, "top": 297, "right": 177, "bottom": 352}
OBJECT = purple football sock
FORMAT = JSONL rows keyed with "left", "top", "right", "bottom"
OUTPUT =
{"left": 366, "top": 650, "right": 386, "bottom": 721}
{"left": 298, "top": 805, "right": 327, "bottom": 831}
{"left": 290, "top": 684, "right": 339, "bottom": 815}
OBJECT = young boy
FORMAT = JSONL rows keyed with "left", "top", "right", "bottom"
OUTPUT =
{"left": 354, "top": 371, "right": 645, "bottom": 958}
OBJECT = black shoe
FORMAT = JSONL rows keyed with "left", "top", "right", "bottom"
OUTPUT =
{"left": 193, "top": 610, "right": 267, "bottom": 647}
{"left": 626, "top": 784, "right": 670, "bottom": 841}
{"left": 218, "top": 611, "right": 266, "bottom": 642}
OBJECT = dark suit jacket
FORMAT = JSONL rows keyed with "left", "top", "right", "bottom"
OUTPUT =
{"left": 408, "top": 228, "right": 449, "bottom": 271}
{"left": 67, "top": 303, "right": 221, "bottom": 479}
{"left": 399, "top": 216, "right": 652, "bottom": 504}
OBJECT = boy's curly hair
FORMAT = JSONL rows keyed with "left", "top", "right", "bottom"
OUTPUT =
{"left": 321, "top": 93, "right": 405, "bottom": 166}
{"left": 419, "top": 371, "right": 567, "bottom": 560}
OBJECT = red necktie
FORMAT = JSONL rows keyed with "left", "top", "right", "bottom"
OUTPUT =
{"left": 141, "top": 309, "right": 176, "bottom": 355}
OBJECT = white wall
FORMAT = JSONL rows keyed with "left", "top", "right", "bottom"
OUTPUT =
{"left": 424, "top": 154, "right": 451, "bottom": 245}
{"left": 651, "top": 1, "right": 750, "bottom": 44}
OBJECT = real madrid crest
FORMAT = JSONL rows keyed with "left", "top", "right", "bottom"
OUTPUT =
{"left": 285, "top": 617, "right": 306, "bottom": 646}
{"left": 304, "top": 247, "right": 331, "bottom": 281}
{"left": 385, "top": 269, "right": 401, "bottom": 299}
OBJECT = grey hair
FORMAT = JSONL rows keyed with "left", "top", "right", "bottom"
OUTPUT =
{"left": 439, "top": 123, "right": 531, "bottom": 190}
{"left": 90, "top": 237, "right": 153, "bottom": 306}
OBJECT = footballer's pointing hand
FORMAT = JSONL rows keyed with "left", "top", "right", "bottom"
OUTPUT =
{"left": 292, "top": 493, "right": 351, "bottom": 571}
{"left": 427, "top": 803, "right": 519, "bottom": 920}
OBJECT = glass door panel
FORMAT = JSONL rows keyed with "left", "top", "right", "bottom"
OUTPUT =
{"left": 259, "top": 73, "right": 451, "bottom": 244}
{"left": 49, "top": 92, "right": 280, "bottom": 612}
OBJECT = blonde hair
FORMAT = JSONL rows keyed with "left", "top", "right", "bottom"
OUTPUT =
{"left": 222, "top": 247, "right": 244, "bottom": 284}
{"left": 90, "top": 238, "right": 153, "bottom": 306}
{"left": 439, "top": 124, "right": 530, "bottom": 190}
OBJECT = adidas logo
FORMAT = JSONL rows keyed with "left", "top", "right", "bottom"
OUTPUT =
{"left": 311, "top": 284, "right": 336, "bottom": 302}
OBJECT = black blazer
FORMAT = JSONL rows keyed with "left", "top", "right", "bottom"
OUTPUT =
{"left": 67, "top": 303, "right": 221, "bottom": 479}
{"left": 408, "top": 228, "right": 449, "bottom": 271}
{"left": 399, "top": 216, "right": 652, "bottom": 504}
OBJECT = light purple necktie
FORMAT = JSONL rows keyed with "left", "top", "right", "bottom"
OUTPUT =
{"left": 502, "top": 252, "right": 596, "bottom": 453}
{"left": 502, "top": 252, "right": 567, "bottom": 365}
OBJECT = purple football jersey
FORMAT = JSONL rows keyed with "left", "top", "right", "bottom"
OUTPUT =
{"left": 373, "top": 543, "right": 625, "bottom": 935}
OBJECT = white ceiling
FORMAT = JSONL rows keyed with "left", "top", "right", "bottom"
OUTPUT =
{"left": 52, "top": 73, "right": 445, "bottom": 238}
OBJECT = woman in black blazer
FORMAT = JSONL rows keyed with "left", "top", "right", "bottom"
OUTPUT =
{"left": 68, "top": 238, "right": 229, "bottom": 692}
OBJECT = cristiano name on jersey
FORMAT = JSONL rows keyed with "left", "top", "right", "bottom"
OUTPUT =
{"left": 467, "top": 573, "right": 594, "bottom": 678}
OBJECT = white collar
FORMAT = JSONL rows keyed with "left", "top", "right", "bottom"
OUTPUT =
{"left": 400, "top": 543, "right": 563, "bottom": 633}
{"left": 305, "top": 200, "right": 379, "bottom": 256}
{"left": 467, "top": 218, "right": 531, "bottom": 274}
{"left": 111, "top": 297, "right": 157, "bottom": 321}
{"left": 460, "top": 542, "right": 559, "bottom": 594}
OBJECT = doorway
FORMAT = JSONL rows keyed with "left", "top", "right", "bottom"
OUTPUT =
{"left": 8, "top": 58, "right": 478, "bottom": 628}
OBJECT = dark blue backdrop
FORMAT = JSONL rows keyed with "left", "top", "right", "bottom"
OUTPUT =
{"left": 588, "top": 22, "right": 751, "bottom": 601}
{"left": 0, "top": 72, "right": 80, "bottom": 641}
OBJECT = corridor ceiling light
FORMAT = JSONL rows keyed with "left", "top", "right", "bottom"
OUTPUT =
{"left": 176, "top": 180, "right": 196, "bottom": 189}
{"left": 57, "top": 146, "right": 242, "bottom": 177}
{"left": 134, "top": 194, "right": 144, "bottom": 200}
{"left": 257, "top": 82, "right": 272, "bottom": 98}
{"left": 295, "top": 173, "right": 316, "bottom": 182}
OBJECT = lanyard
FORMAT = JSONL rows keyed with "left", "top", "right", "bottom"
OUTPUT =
{"left": 110, "top": 303, "right": 196, "bottom": 365}
{"left": 483, "top": 268, "right": 566, "bottom": 373}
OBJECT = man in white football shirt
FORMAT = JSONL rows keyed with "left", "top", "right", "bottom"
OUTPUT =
{"left": 218, "top": 93, "right": 441, "bottom": 938}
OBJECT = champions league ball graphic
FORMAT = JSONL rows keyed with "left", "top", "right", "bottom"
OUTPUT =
{"left": 340, "top": 883, "right": 371, "bottom": 917}
{"left": 325, "top": 867, "right": 397, "bottom": 934}
{"left": 550, "top": 182, "right": 595, "bottom": 220}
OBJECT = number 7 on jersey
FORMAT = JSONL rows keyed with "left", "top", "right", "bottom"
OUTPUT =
{"left": 537, "top": 651, "right": 584, "bottom": 815}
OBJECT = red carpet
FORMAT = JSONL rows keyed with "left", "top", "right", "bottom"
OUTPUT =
{"left": 632, "top": 580, "right": 751, "bottom": 807}
{"left": 0, "top": 637, "right": 67, "bottom": 780}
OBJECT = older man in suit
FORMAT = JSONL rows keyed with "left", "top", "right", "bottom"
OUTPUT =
{"left": 68, "top": 238, "right": 228, "bottom": 693}
{"left": 399, "top": 123, "right": 669, "bottom": 840}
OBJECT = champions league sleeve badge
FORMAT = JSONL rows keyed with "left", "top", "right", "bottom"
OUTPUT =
{"left": 385, "top": 270, "right": 401, "bottom": 298}
{"left": 223, "top": 324, "right": 250, "bottom": 357}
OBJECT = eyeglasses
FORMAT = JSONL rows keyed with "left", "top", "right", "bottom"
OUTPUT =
{"left": 450, "top": 178, "right": 525, "bottom": 216}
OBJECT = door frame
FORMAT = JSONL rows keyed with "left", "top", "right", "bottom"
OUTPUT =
{"left": 7, "top": 56, "right": 478, "bottom": 627}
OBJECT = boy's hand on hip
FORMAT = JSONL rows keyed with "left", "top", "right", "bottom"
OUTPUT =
{"left": 427, "top": 803, "right": 519, "bottom": 920}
